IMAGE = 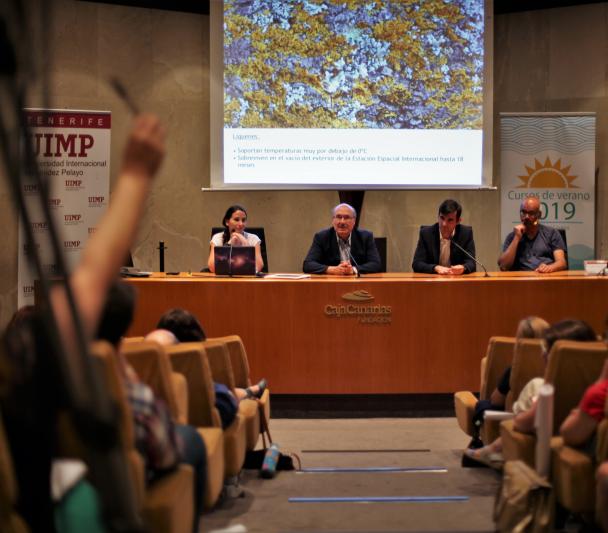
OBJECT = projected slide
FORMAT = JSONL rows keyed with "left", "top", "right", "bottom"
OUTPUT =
{"left": 218, "top": 0, "right": 487, "bottom": 188}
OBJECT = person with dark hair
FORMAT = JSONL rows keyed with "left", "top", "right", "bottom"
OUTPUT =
{"left": 498, "top": 196, "right": 567, "bottom": 272}
{"left": 96, "top": 282, "right": 206, "bottom": 533}
{"left": 157, "top": 307, "right": 206, "bottom": 341}
{"left": 412, "top": 199, "right": 476, "bottom": 275}
{"left": 154, "top": 307, "right": 267, "bottom": 402}
{"left": 207, "top": 205, "right": 264, "bottom": 273}
{"left": 464, "top": 319, "right": 597, "bottom": 468}
{"left": 303, "top": 203, "right": 381, "bottom": 275}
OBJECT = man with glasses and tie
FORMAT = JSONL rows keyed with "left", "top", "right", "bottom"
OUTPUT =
{"left": 498, "top": 196, "right": 567, "bottom": 272}
{"left": 412, "top": 199, "right": 477, "bottom": 275}
{"left": 303, "top": 203, "right": 381, "bottom": 275}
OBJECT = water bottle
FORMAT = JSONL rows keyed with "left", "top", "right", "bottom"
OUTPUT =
{"left": 261, "top": 443, "right": 280, "bottom": 479}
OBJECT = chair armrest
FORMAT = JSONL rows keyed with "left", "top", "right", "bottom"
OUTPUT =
{"left": 454, "top": 391, "right": 477, "bottom": 437}
{"left": 484, "top": 410, "right": 514, "bottom": 421}
{"left": 170, "top": 372, "right": 189, "bottom": 426}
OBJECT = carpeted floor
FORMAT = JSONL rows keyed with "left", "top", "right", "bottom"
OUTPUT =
{"left": 202, "top": 418, "right": 501, "bottom": 532}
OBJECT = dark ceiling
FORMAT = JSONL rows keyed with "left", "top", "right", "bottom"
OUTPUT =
{"left": 79, "top": 1, "right": 606, "bottom": 17}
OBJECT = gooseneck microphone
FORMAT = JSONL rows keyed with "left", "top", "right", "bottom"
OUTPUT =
{"left": 348, "top": 251, "right": 361, "bottom": 278}
{"left": 450, "top": 237, "right": 489, "bottom": 277}
{"left": 228, "top": 230, "right": 234, "bottom": 277}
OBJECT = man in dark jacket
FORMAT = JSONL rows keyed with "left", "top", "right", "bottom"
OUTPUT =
{"left": 303, "top": 203, "right": 381, "bottom": 275}
{"left": 412, "top": 199, "right": 476, "bottom": 275}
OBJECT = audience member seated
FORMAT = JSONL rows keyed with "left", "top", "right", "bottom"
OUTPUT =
{"left": 155, "top": 308, "right": 267, "bottom": 402}
{"left": 470, "top": 316, "right": 549, "bottom": 447}
{"left": 97, "top": 282, "right": 206, "bottom": 533}
{"left": 207, "top": 205, "right": 264, "bottom": 273}
{"left": 0, "top": 114, "right": 165, "bottom": 531}
{"left": 598, "top": 461, "right": 608, "bottom": 532}
{"left": 560, "top": 359, "right": 608, "bottom": 451}
{"left": 463, "top": 319, "right": 597, "bottom": 468}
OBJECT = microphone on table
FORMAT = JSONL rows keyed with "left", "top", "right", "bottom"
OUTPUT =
{"left": 228, "top": 230, "right": 234, "bottom": 277}
{"left": 348, "top": 251, "right": 361, "bottom": 278}
{"left": 449, "top": 237, "right": 489, "bottom": 277}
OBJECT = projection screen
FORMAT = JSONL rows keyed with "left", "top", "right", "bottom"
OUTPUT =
{"left": 209, "top": 0, "right": 493, "bottom": 190}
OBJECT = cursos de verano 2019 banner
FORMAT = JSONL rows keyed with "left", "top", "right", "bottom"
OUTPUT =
{"left": 500, "top": 113, "right": 596, "bottom": 270}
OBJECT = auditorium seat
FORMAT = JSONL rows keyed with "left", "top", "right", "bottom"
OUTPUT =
{"left": 551, "top": 389, "right": 608, "bottom": 516}
{"left": 501, "top": 340, "right": 608, "bottom": 468}
{"left": 454, "top": 336, "right": 515, "bottom": 443}
{"left": 122, "top": 341, "right": 234, "bottom": 501}
{"left": 202, "top": 339, "right": 258, "bottom": 453}
{"left": 211, "top": 226, "right": 269, "bottom": 272}
{"left": 166, "top": 343, "right": 225, "bottom": 509}
{"left": 91, "top": 341, "right": 194, "bottom": 533}
{"left": 121, "top": 341, "right": 189, "bottom": 425}
{"left": 0, "top": 411, "right": 27, "bottom": 533}
{"left": 210, "top": 335, "right": 271, "bottom": 428}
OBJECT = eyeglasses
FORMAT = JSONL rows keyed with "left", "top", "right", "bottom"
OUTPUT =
{"left": 520, "top": 209, "right": 540, "bottom": 218}
{"left": 334, "top": 215, "right": 354, "bottom": 221}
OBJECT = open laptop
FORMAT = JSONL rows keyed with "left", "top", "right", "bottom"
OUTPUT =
{"left": 214, "top": 246, "right": 256, "bottom": 276}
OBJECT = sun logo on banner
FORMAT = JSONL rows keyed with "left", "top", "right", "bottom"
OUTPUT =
{"left": 517, "top": 157, "right": 578, "bottom": 188}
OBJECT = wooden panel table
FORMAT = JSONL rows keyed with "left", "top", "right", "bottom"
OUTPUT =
{"left": 125, "top": 271, "right": 608, "bottom": 394}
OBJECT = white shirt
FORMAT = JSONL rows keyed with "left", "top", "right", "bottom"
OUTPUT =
{"left": 211, "top": 231, "right": 261, "bottom": 247}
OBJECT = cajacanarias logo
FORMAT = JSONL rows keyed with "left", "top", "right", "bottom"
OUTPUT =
{"left": 325, "top": 290, "right": 391, "bottom": 324}
{"left": 341, "top": 290, "right": 374, "bottom": 302}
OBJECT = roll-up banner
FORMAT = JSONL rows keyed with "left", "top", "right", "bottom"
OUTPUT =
{"left": 500, "top": 113, "right": 596, "bottom": 269}
{"left": 18, "top": 109, "right": 111, "bottom": 307}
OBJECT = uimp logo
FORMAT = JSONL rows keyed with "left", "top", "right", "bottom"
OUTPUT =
{"left": 88, "top": 196, "right": 105, "bottom": 206}
{"left": 23, "top": 242, "right": 40, "bottom": 255}
{"left": 64, "top": 240, "right": 81, "bottom": 250}
{"left": 64, "top": 214, "right": 82, "bottom": 224}
{"left": 22, "top": 285, "right": 35, "bottom": 295}
{"left": 518, "top": 157, "right": 578, "bottom": 189}
{"left": 30, "top": 222, "right": 48, "bottom": 231}
{"left": 88, "top": 227, "right": 97, "bottom": 234}
{"left": 23, "top": 183, "right": 40, "bottom": 194}
{"left": 48, "top": 198, "right": 62, "bottom": 207}
{"left": 65, "top": 179, "right": 83, "bottom": 188}
{"left": 341, "top": 290, "right": 374, "bottom": 302}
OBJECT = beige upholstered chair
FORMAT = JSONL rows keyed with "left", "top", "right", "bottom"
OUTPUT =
{"left": 501, "top": 340, "right": 608, "bottom": 469}
{"left": 0, "top": 412, "right": 28, "bottom": 533}
{"left": 91, "top": 341, "right": 194, "bottom": 533}
{"left": 551, "top": 384, "right": 608, "bottom": 516}
{"left": 166, "top": 343, "right": 225, "bottom": 509}
{"left": 122, "top": 341, "right": 233, "bottom": 502}
{"left": 211, "top": 335, "right": 271, "bottom": 425}
{"left": 203, "top": 339, "right": 260, "bottom": 452}
{"left": 454, "top": 337, "right": 515, "bottom": 443}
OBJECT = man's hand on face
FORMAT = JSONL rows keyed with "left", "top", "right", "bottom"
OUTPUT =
{"left": 535, "top": 263, "right": 554, "bottom": 274}
{"left": 513, "top": 224, "right": 526, "bottom": 239}
{"left": 448, "top": 265, "right": 466, "bottom": 275}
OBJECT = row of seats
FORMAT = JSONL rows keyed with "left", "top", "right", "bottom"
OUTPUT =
{"left": 0, "top": 334, "right": 269, "bottom": 533}
{"left": 454, "top": 336, "right": 608, "bottom": 525}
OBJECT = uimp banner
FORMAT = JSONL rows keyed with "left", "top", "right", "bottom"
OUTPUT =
{"left": 500, "top": 113, "right": 596, "bottom": 270}
{"left": 18, "top": 109, "right": 111, "bottom": 307}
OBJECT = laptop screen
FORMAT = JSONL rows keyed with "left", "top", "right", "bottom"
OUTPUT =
{"left": 214, "top": 246, "right": 256, "bottom": 275}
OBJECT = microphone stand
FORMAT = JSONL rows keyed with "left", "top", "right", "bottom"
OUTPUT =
{"left": 348, "top": 251, "right": 361, "bottom": 278}
{"left": 450, "top": 238, "right": 489, "bottom": 277}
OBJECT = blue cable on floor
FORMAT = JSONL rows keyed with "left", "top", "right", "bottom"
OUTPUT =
{"left": 289, "top": 496, "right": 469, "bottom": 503}
{"left": 298, "top": 466, "right": 447, "bottom": 473}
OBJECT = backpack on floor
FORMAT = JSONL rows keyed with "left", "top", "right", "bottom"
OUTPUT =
{"left": 494, "top": 459, "right": 554, "bottom": 533}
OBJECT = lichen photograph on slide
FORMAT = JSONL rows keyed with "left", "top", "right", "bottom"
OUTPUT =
{"left": 224, "top": 0, "right": 484, "bottom": 130}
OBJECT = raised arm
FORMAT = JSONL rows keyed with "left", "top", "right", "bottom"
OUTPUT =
{"left": 53, "top": 114, "right": 165, "bottom": 340}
